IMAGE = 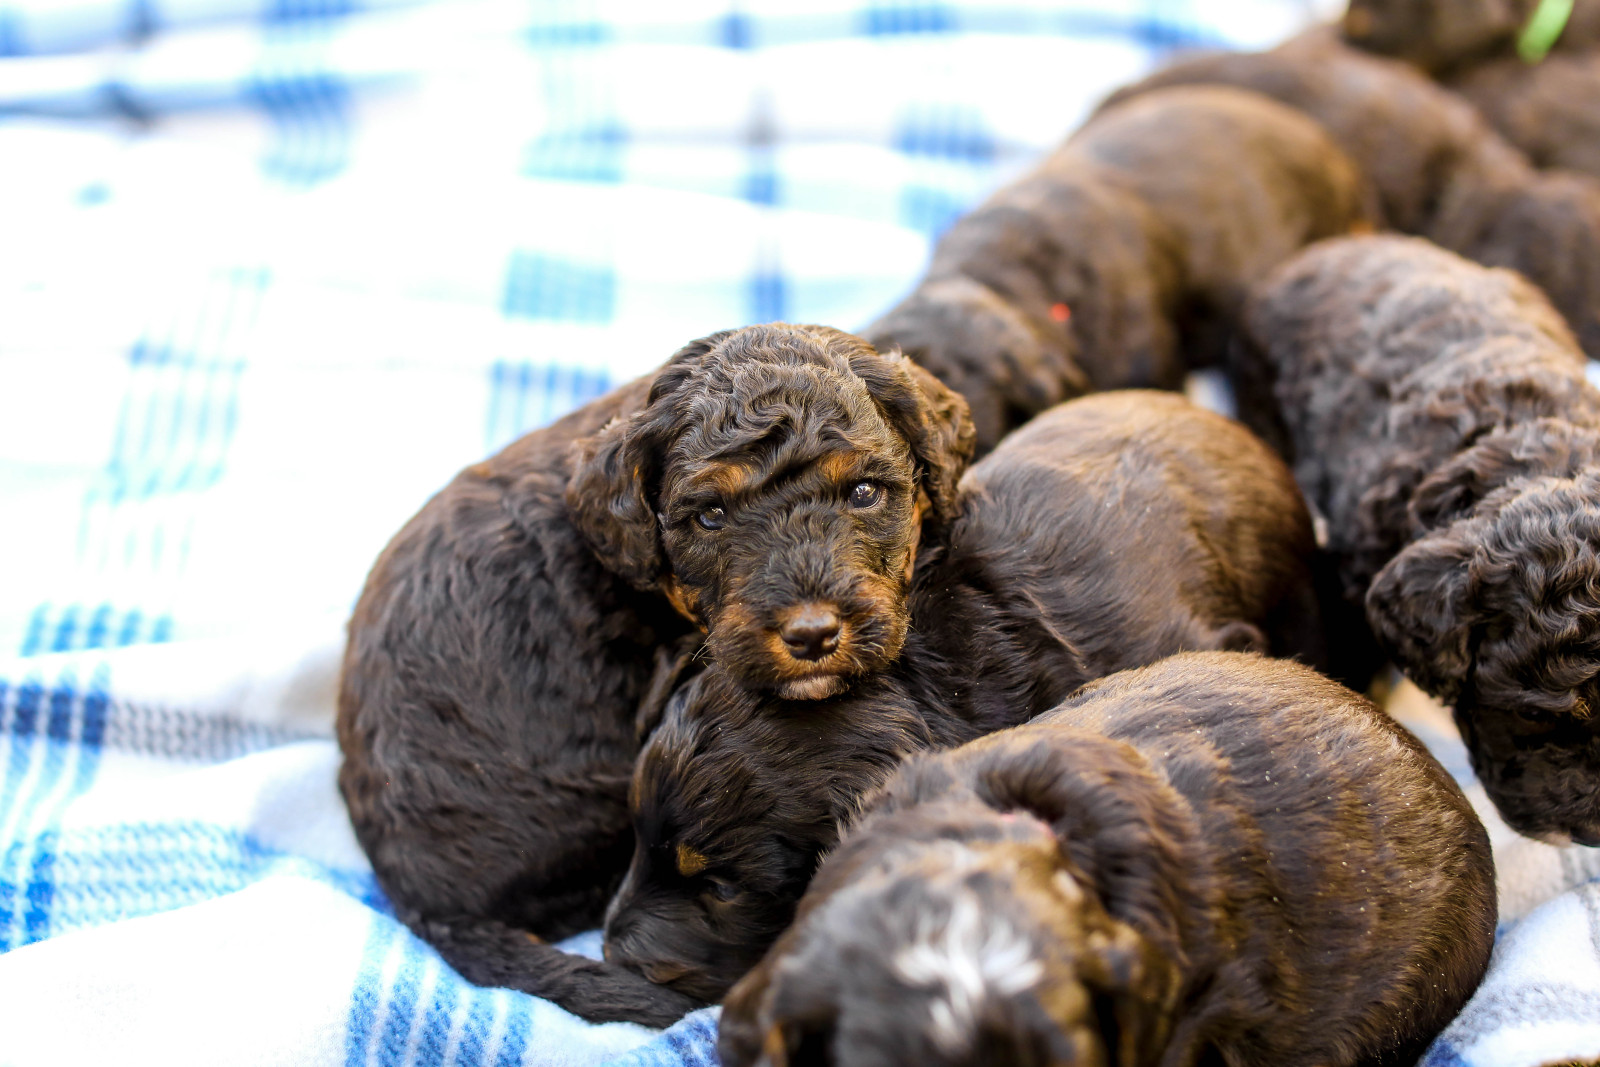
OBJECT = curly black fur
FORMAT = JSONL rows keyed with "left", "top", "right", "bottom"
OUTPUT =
{"left": 337, "top": 324, "right": 972, "bottom": 1025}
{"left": 863, "top": 85, "right": 1371, "bottom": 455}
{"left": 603, "top": 393, "right": 1324, "bottom": 1004}
{"left": 1101, "top": 28, "right": 1600, "bottom": 356}
{"left": 719, "top": 652, "right": 1497, "bottom": 1067}
{"left": 1236, "top": 233, "right": 1600, "bottom": 843}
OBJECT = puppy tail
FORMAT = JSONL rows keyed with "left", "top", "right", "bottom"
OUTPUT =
{"left": 409, "top": 915, "right": 702, "bottom": 1027}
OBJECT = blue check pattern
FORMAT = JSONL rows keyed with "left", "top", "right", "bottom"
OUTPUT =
{"left": 20, "top": 3, "right": 1576, "bottom": 1066}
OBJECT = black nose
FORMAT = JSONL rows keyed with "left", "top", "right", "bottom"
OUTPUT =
{"left": 780, "top": 606, "right": 841, "bottom": 660}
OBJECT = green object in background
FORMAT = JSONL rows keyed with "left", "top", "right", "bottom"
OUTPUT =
{"left": 1518, "top": 0, "right": 1574, "bottom": 62}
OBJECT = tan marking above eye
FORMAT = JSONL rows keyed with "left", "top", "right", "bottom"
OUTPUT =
{"left": 816, "top": 451, "right": 863, "bottom": 485}
{"left": 676, "top": 842, "right": 709, "bottom": 877}
{"left": 694, "top": 462, "right": 759, "bottom": 497}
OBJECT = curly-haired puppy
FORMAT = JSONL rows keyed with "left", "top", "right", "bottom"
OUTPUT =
{"left": 719, "top": 651, "right": 1496, "bottom": 1067}
{"left": 602, "top": 392, "right": 1323, "bottom": 1004}
{"left": 1341, "top": 0, "right": 1600, "bottom": 74}
{"left": 1236, "top": 233, "right": 1600, "bottom": 844}
{"left": 863, "top": 84, "right": 1372, "bottom": 455}
{"left": 337, "top": 324, "right": 972, "bottom": 1024}
{"left": 1101, "top": 28, "right": 1600, "bottom": 356}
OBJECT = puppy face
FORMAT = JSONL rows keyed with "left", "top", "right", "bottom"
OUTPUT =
{"left": 569, "top": 324, "right": 974, "bottom": 699}
{"left": 1368, "top": 470, "right": 1600, "bottom": 841}
{"left": 720, "top": 804, "right": 1154, "bottom": 1067}
{"left": 603, "top": 668, "right": 930, "bottom": 1002}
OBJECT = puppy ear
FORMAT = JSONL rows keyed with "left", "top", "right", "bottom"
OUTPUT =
{"left": 1197, "top": 619, "right": 1267, "bottom": 655}
{"left": 567, "top": 413, "right": 667, "bottom": 588}
{"left": 1366, "top": 531, "right": 1481, "bottom": 704}
{"left": 1410, "top": 420, "right": 1598, "bottom": 533}
{"left": 567, "top": 330, "right": 734, "bottom": 588}
{"left": 969, "top": 735, "right": 1196, "bottom": 964}
{"left": 850, "top": 347, "right": 977, "bottom": 524}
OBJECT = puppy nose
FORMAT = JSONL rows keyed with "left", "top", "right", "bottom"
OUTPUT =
{"left": 779, "top": 605, "right": 841, "bottom": 660}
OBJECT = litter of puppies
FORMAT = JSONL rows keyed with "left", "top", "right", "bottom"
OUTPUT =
{"left": 337, "top": 1, "right": 1600, "bottom": 1061}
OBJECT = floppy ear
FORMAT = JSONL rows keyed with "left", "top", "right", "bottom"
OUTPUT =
{"left": 566, "top": 413, "right": 665, "bottom": 588}
{"left": 566, "top": 330, "right": 734, "bottom": 588}
{"left": 850, "top": 347, "right": 976, "bottom": 524}
{"left": 1366, "top": 531, "right": 1482, "bottom": 704}
{"left": 968, "top": 734, "right": 1197, "bottom": 963}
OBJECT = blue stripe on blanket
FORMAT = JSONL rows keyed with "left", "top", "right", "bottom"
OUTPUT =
{"left": 21, "top": 603, "right": 176, "bottom": 656}
{"left": 0, "top": 666, "right": 110, "bottom": 950}
{"left": 603, "top": 1010, "right": 721, "bottom": 1067}
{"left": 1, "top": 819, "right": 384, "bottom": 951}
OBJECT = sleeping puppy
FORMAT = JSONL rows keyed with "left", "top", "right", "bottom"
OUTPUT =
{"left": 1341, "top": 0, "right": 1600, "bottom": 74}
{"left": 337, "top": 324, "right": 972, "bottom": 1024}
{"left": 1236, "top": 234, "right": 1600, "bottom": 844}
{"left": 1099, "top": 28, "right": 1600, "bottom": 356}
{"left": 602, "top": 392, "right": 1323, "bottom": 1003}
{"left": 864, "top": 84, "right": 1372, "bottom": 455}
{"left": 720, "top": 652, "right": 1496, "bottom": 1067}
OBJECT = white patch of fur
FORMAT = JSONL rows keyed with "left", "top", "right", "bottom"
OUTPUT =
{"left": 892, "top": 878, "right": 1045, "bottom": 1054}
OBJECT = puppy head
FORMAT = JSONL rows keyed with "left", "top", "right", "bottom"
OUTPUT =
{"left": 1342, "top": 0, "right": 1531, "bottom": 71}
{"left": 603, "top": 667, "right": 930, "bottom": 1003}
{"left": 568, "top": 324, "right": 974, "bottom": 699}
{"left": 1368, "top": 460, "right": 1600, "bottom": 842}
{"left": 863, "top": 277, "right": 1086, "bottom": 458}
{"left": 719, "top": 803, "right": 1167, "bottom": 1067}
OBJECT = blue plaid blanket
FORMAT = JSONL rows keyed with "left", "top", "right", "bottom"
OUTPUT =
{"left": 3, "top": 2, "right": 1595, "bottom": 1064}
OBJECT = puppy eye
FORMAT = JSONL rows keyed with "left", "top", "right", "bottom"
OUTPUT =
{"left": 847, "top": 482, "right": 882, "bottom": 509}
{"left": 696, "top": 506, "right": 726, "bottom": 531}
{"left": 706, "top": 878, "right": 741, "bottom": 903}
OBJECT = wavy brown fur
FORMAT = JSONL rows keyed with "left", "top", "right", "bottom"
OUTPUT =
{"left": 1236, "top": 233, "right": 1600, "bottom": 843}
{"left": 720, "top": 652, "right": 1496, "bottom": 1067}
{"left": 1101, "top": 28, "right": 1600, "bottom": 355}
{"left": 863, "top": 85, "right": 1371, "bottom": 455}
{"left": 602, "top": 393, "right": 1324, "bottom": 1004}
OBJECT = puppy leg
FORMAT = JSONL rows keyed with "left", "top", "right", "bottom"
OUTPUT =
{"left": 411, "top": 916, "right": 702, "bottom": 1027}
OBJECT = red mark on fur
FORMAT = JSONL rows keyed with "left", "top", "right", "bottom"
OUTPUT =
{"left": 1049, "top": 303, "right": 1071, "bottom": 323}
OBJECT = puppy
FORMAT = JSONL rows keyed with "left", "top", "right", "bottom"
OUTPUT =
{"left": 1101, "top": 28, "right": 1600, "bottom": 356}
{"left": 1341, "top": 0, "right": 1600, "bottom": 74}
{"left": 864, "top": 85, "right": 1372, "bottom": 455}
{"left": 337, "top": 324, "right": 972, "bottom": 1024}
{"left": 1236, "top": 233, "right": 1600, "bottom": 844}
{"left": 603, "top": 392, "right": 1323, "bottom": 1003}
{"left": 720, "top": 651, "right": 1497, "bottom": 1067}
{"left": 1448, "top": 51, "right": 1600, "bottom": 181}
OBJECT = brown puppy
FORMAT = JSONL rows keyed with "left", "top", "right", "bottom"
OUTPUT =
{"left": 1236, "top": 234, "right": 1600, "bottom": 844}
{"left": 1341, "top": 0, "right": 1600, "bottom": 74}
{"left": 602, "top": 393, "right": 1323, "bottom": 1005}
{"left": 864, "top": 85, "right": 1371, "bottom": 455}
{"left": 720, "top": 652, "right": 1497, "bottom": 1067}
{"left": 1101, "top": 28, "right": 1600, "bottom": 356}
{"left": 337, "top": 324, "right": 971, "bottom": 1024}
{"left": 1448, "top": 51, "right": 1600, "bottom": 181}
